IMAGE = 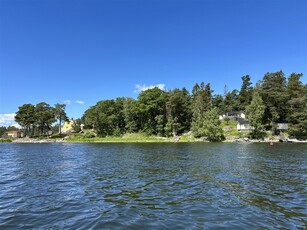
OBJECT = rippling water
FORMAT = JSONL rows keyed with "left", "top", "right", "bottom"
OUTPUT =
{"left": 0, "top": 143, "right": 306, "bottom": 229}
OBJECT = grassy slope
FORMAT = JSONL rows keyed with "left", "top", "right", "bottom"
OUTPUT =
{"left": 67, "top": 123, "right": 244, "bottom": 143}
{"left": 67, "top": 132, "right": 201, "bottom": 143}
{"left": 221, "top": 121, "right": 247, "bottom": 140}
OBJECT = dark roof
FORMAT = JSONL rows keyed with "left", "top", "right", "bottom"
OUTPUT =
{"left": 237, "top": 119, "right": 249, "bottom": 125}
{"left": 275, "top": 120, "right": 288, "bottom": 124}
{"left": 7, "top": 130, "right": 20, "bottom": 133}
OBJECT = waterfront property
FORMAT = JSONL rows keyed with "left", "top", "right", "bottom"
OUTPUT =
{"left": 237, "top": 119, "right": 252, "bottom": 132}
{"left": 6, "top": 130, "right": 23, "bottom": 138}
{"left": 219, "top": 111, "right": 246, "bottom": 121}
{"left": 62, "top": 118, "right": 75, "bottom": 133}
{"left": 275, "top": 120, "right": 289, "bottom": 131}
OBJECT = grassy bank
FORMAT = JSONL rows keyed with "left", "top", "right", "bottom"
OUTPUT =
{"left": 67, "top": 132, "right": 201, "bottom": 143}
{"left": 0, "top": 138, "right": 12, "bottom": 143}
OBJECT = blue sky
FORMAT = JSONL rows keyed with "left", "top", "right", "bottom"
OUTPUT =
{"left": 1, "top": 0, "right": 307, "bottom": 126}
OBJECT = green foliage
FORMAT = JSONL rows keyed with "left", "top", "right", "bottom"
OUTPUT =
{"left": 0, "top": 126, "right": 7, "bottom": 137}
{"left": 14, "top": 71, "right": 307, "bottom": 140}
{"left": 15, "top": 103, "right": 36, "bottom": 136}
{"left": 123, "top": 98, "right": 140, "bottom": 133}
{"left": 246, "top": 91, "right": 265, "bottom": 138}
{"left": 165, "top": 88, "right": 192, "bottom": 136}
{"left": 50, "top": 133, "right": 66, "bottom": 139}
{"left": 259, "top": 71, "right": 288, "bottom": 128}
{"left": 201, "top": 108, "right": 225, "bottom": 142}
{"left": 287, "top": 73, "right": 307, "bottom": 138}
{"left": 224, "top": 117, "right": 230, "bottom": 124}
{"left": 138, "top": 87, "right": 167, "bottom": 135}
{"left": 212, "top": 94, "right": 224, "bottom": 114}
{"left": 224, "top": 89, "right": 240, "bottom": 112}
{"left": 238, "top": 75, "right": 253, "bottom": 111}
{"left": 73, "top": 118, "right": 82, "bottom": 132}
{"left": 54, "top": 103, "right": 67, "bottom": 134}
{"left": 35, "top": 102, "right": 56, "bottom": 135}
{"left": 0, "top": 138, "right": 12, "bottom": 143}
{"left": 84, "top": 131, "right": 96, "bottom": 138}
{"left": 191, "top": 83, "right": 212, "bottom": 137}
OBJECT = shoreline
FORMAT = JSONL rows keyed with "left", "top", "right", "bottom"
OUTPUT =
{"left": 6, "top": 137, "right": 307, "bottom": 144}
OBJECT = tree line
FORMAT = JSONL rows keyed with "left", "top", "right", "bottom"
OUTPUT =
{"left": 14, "top": 71, "right": 307, "bottom": 140}
{"left": 14, "top": 103, "right": 67, "bottom": 136}
{"left": 82, "top": 71, "right": 306, "bottom": 140}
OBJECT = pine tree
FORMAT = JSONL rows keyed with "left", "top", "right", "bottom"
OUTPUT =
{"left": 287, "top": 73, "right": 307, "bottom": 138}
{"left": 246, "top": 91, "right": 265, "bottom": 138}
{"left": 202, "top": 108, "right": 224, "bottom": 142}
{"left": 54, "top": 103, "right": 67, "bottom": 134}
{"left": 165, "top": 88, "right": 192, "bottom": 136}
{"left": 191, "top": 83, "right": 212, "bottom": 137}
{"left": 259, "top": 71, "right": 288, "bottom": 130}
{"left": 238, "top": 75, "right": 253, "bottom": 111}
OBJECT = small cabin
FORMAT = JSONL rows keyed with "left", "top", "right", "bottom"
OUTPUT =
{"left": 7, "top": 130, "right": 23, "bottom": 138}
{"left": 237, "top": 119, "right": 252, "bottom": 132}
{"left": 275, "top": 120, "right": 289, "bottom": 131}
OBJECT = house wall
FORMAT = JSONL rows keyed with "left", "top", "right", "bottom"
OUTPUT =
{"left": 62, "top": 120, "right": 74, "bottom": 133}
{"left": 237, "top": 124, "right": 251, "bottom": 132}
{"left": 7, "top": 132, "right": 21, "bottom": 138}
{"left": 277, "top": 123, "right": 288, "bottom": 130}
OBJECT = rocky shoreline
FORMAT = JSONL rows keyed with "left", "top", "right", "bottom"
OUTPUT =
{"left": 12, "top": 137, "right": 66, "bottom": 143}
{"left": 9, "top": 136, "right": 307, "bottom": 143}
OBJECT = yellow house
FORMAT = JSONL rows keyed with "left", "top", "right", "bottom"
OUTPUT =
{"left": 62, "top": 118, "right": 75, "bottom": 133}
{"left": 7, "top": 130, "right": 23, "bottom": 138}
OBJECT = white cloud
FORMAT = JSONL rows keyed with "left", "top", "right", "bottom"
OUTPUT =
{"left": 134, "top": 83, "right": 166, "bottom": 93}
{"left": 75, "top": 100, "right": 84, "bottom": 105}
{"left": 0, "top": 113, "right": 20, "bottom": 127}
{"left": 63, "top": 100, "right": 71, "bottom": 105}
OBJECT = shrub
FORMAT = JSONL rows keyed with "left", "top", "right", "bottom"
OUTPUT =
{"left": 84, "top": 132, "right": 96, "bottom": 138}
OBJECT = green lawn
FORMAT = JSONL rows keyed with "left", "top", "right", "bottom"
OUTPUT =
{"left": 67, "top": 132, "right": 202, "bottom": 143}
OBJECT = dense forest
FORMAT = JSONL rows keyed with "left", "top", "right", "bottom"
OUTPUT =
{"left": 13, "top": 71, "right": 307, "bottom": 140}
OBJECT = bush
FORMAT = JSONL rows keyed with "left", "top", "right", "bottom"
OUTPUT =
{"left": 84, "top": 132, "right": 96, "bottom": 138}
{"left": 50, "top": 133, "right": 66, "bottom": 139}
{"left": 0, "top": 138, "right": 12, "bottom": 143}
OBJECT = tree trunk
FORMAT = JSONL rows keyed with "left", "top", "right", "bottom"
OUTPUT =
{"left": 59, "top": 117, "right": 62, "bottom": 134}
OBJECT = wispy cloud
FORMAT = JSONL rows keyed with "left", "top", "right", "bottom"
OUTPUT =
{"left": 134, "top": 83, "right": 166, "bottom": 93}
{"left": 75, "top": 100, "right": 84, "bottom": 105}
{"left": 0, "top": 113, "right": 20, "bottom": 127}
{"left": 63, "top": 100, "right": 71, "bottom": 105}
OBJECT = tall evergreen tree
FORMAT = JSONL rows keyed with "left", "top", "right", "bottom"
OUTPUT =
{"left": 15, "top": 104, "right": 36, "bottom": 136}
{"left": 165, "top": 88, "right": 192, "bottom": 136}
{"left": 191, "top": 83, "right": 212, "bottom": 137}
{"left": 212, "top": 94, "right": 224, "bottom": 114}
{"left": 259, "top": 71, "right": 289, "bottom": 130}
{"left": 238, "top": 75, "right": 253, "bottom": 110}
{"left": 287, "top": 73, "right": 307, "bottom": 138}
{"left": 246, "top": 91, "right": 265, "bottom": 138}
{"left": 201, "top": 108, "right": 224, "bottom": 142}
{"left": 35, "top": 102, "right": 56, "bottom": 135}
{"left": 54, "top": 103, "right": 67, "bottom": 134}
{"left": 224, "top": 89, "right": 240, "bottom": 112}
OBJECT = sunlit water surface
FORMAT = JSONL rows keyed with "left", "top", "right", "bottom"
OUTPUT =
{"left": 0, "top": 143, "right": 306, "bottom": 229}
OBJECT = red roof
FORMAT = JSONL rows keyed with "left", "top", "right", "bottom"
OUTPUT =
{"left": 7, "top": 130, "right": 20, "bottom": 133}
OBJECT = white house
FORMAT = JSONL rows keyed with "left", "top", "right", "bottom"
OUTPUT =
{"left": 220, "top": 111, "right": 246, "bottom": 121}
{"left": 275, "top": 121, "right": 289, "bottom": 131}
{"left": 237, "top": 119, "right": 252, "bottom": 132}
